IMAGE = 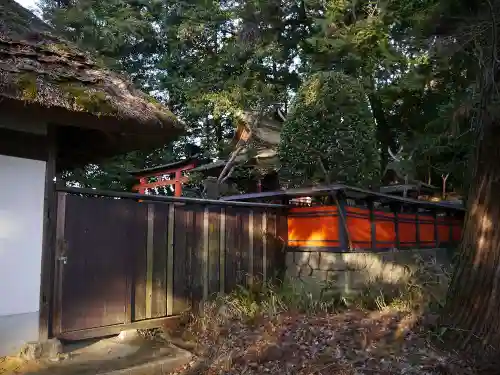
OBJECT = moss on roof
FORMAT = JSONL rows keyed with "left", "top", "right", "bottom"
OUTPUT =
{"left": 0, "top": 0, "right": 182, "bottom": 134}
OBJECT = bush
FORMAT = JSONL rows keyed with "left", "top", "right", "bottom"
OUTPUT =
{"left": 279, "top": 71, "right": 380, "bottom": 187}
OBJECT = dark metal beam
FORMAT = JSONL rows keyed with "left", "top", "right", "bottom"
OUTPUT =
{"left": 56, "top": 187, "right": 286, "bottom": 209}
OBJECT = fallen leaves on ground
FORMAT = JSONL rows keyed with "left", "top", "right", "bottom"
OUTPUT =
{"left": 0, "top": 356, "right": 43, "bottom": 374}
{"left": 169, "top": 309, "right": 474, "bottom": 375}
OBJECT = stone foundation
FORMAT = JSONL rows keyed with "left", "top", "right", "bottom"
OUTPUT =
{"left": 286, "top": 248, "right": 452, "bottom": 295}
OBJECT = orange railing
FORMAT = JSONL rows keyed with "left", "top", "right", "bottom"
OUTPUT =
{"left": 288, "top": 205, "right": 462, "bottom": 251}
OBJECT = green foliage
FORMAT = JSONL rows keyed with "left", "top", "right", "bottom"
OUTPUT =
{"left": 302, "top": 0, "right": 475, "bottom": 191}
{"left": 279, "top": 71, "right": 379, "bottom": 187}
{"left": 39, "top": 0, "right": 182, "bottom": 188}
{"left": 39, "top": 0, "right": 479, "bottom": 194}
{"left": 40, "top": 0, "right": 162, "bottom": 81}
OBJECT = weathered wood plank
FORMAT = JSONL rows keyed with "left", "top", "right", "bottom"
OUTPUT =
{"left": 219, "top": 208, "right": 226, "bottom": 294}
{"left": 224, "top": 207, "right": 238, "bottom": 293}
{"left": 203, "top": 207, "right": 209, "bottom": 301}
{"left": 266, "top": 212, "right": 277, "bottom": 282}
{"left": 191, "top": 206, "right": 205, "bottom": 304}
{"left": 208, "top": 206, "right": 220, "bottom": 297}
{"left": 252, "top": 209, "right": 264, "bottom": 283}
{"left": 152, "top": 203, "right": 168, "bottom": 318}
{"left": 57, "top": 315, "right": 181, "bottom": 342}
{"left": 166, "top": 204, "right": 175, "bottom": 316}
{"left": 236, "top": 209, "right": 248, "bottom": 287}
{"left": 185, "top": 208, "right": 194, "bottom": 306}
{"left": 173, "top": 205, "right": 189, "bottom": 314}
{"left": 52, "top": 192, "right": 67, "bottom": 336}
{"left": 128, "top": 202, "right": 148, "bottom": 322}
{"left": 276, "top": 209, "right": 287, "bottom": 281}
{"left": 39, "top": 125, "right": 57, "bottom": 340}
{"left": 262, "top": 212, "right": 267, "bottom": 283}
{"left": 248, "top": 210, "right": 254, "bottom": 286}
{"left": 145, "top": 204, "right": 155, "bottom": 319}
{"left": 134, "top": 203, "right": 148, "bottom": 321}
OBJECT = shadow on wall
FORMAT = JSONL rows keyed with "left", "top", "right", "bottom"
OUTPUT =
{"left": 286, "top": 248, "right": 453, "bottom": 296}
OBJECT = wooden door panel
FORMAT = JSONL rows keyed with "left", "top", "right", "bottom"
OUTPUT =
{"left": 58, "top": 195, "right": 144, "bottom": 332}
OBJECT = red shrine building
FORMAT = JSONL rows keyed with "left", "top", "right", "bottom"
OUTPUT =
{"left": 130, "top": 111, "right": 284, "bottom": 198}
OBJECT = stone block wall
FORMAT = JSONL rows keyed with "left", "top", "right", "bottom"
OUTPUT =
{"left": 286, "top": 248, "right": 452, "bottom": 295}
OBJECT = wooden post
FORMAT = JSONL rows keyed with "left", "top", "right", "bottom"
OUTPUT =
{"left": 394, "top": 206, "right": 400, "bottom": 249}
{"left": 415, "top": 208, "right": 421, "bottom": 248}
{"left": 39, "top": 124, "right": 57, "bottom": 340}
{"left": 336, "top": 194, "right": 349, "bottom": 251}
{"left": 368, "top": 200, "right": 376, "bottom": 251}
{"left": 174, "top": 170, "right": 183, "bottom": 197}
{"left": 138, "top": 178, "right": 147, "bottom": 194}
{"left": 52, "top": 192, "right": 67, "bottom": 337}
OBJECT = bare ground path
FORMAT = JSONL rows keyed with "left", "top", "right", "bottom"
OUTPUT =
{"left": 0, "top": 310, "right": 477, "bottom": 375}
{"left": 0, "top": 334, "right": 192, "bottom": 375}
{"left": 169, "top": 309, "right": 474, "bottom": 375}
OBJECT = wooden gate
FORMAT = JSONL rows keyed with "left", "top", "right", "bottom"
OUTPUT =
{"left": 51, "top": 189, "right": 285, "bottom": 340}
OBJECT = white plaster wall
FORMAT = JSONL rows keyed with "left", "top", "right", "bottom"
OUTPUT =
{"left": 0, "top": 155, "right": 46, "bottom": 356}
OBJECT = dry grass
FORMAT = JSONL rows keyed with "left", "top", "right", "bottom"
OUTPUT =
{"left": 192, "top": 254, "right": 450, "bottom": 329}
{"left": 352, "top": 254, "right": 451, "bottom": 314}
{"left": 167, "top": 256, "right": 473, "bottom": 374}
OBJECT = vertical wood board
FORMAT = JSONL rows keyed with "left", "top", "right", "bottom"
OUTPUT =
{"left": 166, "top": 204, "right": 175, "bottom": 316}
{"left": 152, "top": 204, "right": 169, "bottom": 318}
{"left": 208, "top": 206, "right": 221, "bottom": 297}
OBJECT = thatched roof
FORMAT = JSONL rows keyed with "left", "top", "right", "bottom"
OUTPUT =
{"left": 0, "top": 0, "right": 183, "bottom": 168}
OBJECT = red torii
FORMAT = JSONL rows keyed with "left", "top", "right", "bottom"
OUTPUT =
{"left": 130, "top": 157, "right": 200, "bottom": 197}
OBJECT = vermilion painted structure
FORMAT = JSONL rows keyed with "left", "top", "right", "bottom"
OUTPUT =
{"left": 221, "top": 184, "right": 465, "bottom": 252}
{"left": 130, "top": 157, "right": 201, "bottom": 197}
{"left": 287, "top": 205, "right": 462, "bottom": 251}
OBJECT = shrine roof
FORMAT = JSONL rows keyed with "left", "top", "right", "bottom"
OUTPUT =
{"left": 129, "top": 154, "right": 210, "bottom": 176}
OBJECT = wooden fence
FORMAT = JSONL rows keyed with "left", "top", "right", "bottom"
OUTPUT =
{"left": 50, "top": 188, "right": 286, "bottom": 340}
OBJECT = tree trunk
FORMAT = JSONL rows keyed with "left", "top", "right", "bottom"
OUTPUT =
{"left": 443, "top": 124, "right": 500, "bottom": 356}
{"left": 215, "top": 118, "right": 224, "bottom": 157}
{"left": 367, "top": 92, "right": 395, "bottom": 173}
